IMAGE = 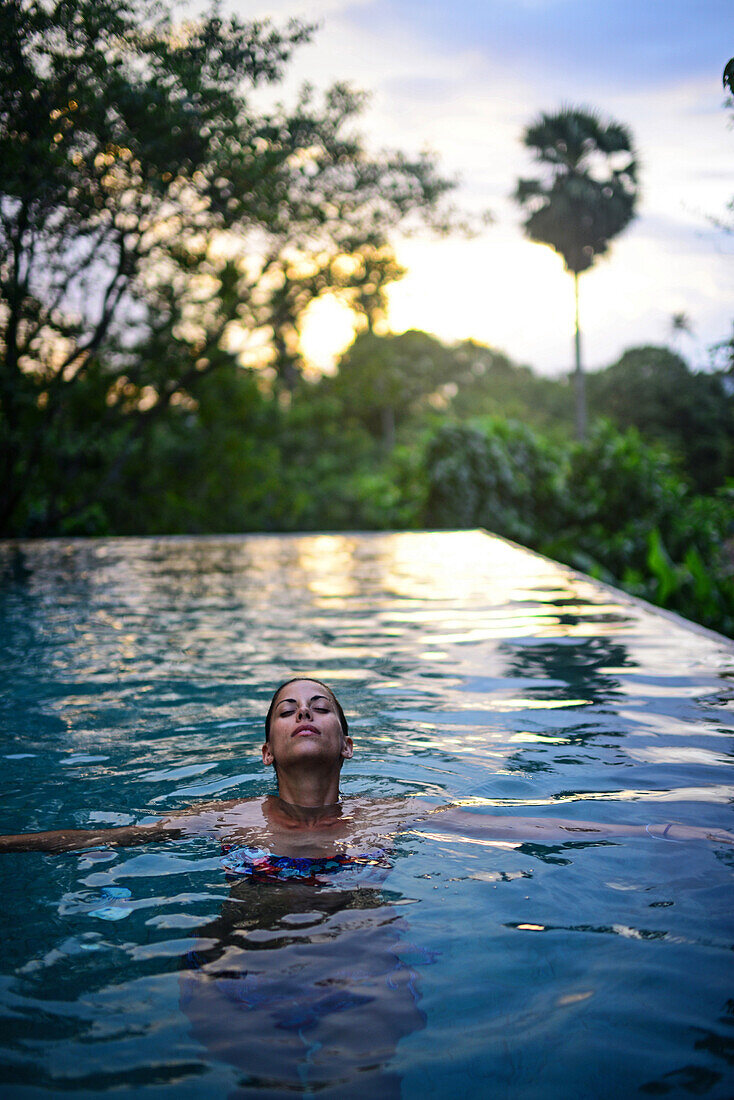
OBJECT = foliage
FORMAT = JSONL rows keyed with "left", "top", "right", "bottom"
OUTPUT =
{"left": 587, "top": 345, "right": 734, "bottom": 492}
{"left": 424, "top": 419, "right": 564, "bottom": 545}
{"left": 321, "top": 330, "right": 458, "bottom": 447}
{"left": 448, "top": 340, "right": 573, "bottom": 432}
{"left": 0, "top": 0, "right": 458, "bottom": 535}
{"left": 620, "top": 488, "right": 734, "bottom": 639}
{"left": 514, "top": 107, "right": 638, "bottom": 276}
{"left": 424, "top": 416, "right": 734, "bottom": 638}
{"left": 96, "top": 368, "right": 427, "bottom": 535}
{"left": 549, "top": 422, "right": 692, "bottom": 579}
{"left": 710, "top": 325, "right": 734, "bottom": 375}
{"left": 324, "top": 331, "right": 576, "bottom": 442}
{"left": 101, "top": 365, "right": 283, "bottom": 535}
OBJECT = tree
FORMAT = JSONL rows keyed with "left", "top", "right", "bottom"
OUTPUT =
{"left": 448, "top": 339, "right": 572, "bottom": 432}
{"left": 101, "top": 362, "right": 283, "bottom": 535}
{"left": 587, "top": 345, "right": 734, "bottom": 491}
{"left": 724, "top": 58, "right": 734, "bottom": 95}
{"left": 424, "top": 419, "right": 563, "bottom": 545}
{"left": 514, "top": 108, "right": 638, "bottom": 439}
{"left": 669, "top": 311, "right": 693, "bottom": 355}
{"left": 325, "top": 330, "right": 457, "bottom": 447}
{"left": 0, "top": 0, "right": 458, "bottom": 535}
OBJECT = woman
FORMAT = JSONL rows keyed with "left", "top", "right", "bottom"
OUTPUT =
{"left": 1, "top": 677, "right": 732, "bottom": 856}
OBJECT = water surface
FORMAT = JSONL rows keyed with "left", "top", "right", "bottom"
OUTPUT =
{"left": 1, "top": 531, "right": 733, "bottom": 1098}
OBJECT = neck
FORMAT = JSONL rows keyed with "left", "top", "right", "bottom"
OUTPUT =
{"left": 272, "top": 768, "right": 342, "bottom": 814}
{"left": 268, "top": 795, "right": 344, "bottom": 827}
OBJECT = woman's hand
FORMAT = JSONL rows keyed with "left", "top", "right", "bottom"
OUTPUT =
{"left": 646, "top": 822, "right": 734, "bottom": 845}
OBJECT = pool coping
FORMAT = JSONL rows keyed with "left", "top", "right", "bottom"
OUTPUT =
{"left": 473, "top": 527, "right": 734, "bottom": 653}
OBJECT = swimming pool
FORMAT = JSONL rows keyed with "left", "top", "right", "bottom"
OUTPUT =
{"left": 1, "top": 530, "right": 733, "bottom": 1098}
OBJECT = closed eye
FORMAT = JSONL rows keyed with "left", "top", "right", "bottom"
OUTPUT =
{"left": 275, "top": 695, "right": 333, "bottom": 717}
{"left": 276, "top": 705, "right": 330, "bottom": 715}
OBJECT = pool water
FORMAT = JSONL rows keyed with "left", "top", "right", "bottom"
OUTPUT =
{"left": 1, "top": 530, "right": 733, "bottom": 1098}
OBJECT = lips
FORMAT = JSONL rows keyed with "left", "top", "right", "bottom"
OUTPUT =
{"left": 292, "top": 724, "right": 320, "bottom": 737}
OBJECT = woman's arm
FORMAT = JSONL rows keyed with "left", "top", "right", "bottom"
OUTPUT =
{"left": 0, "top": 818, "right": 184, "bottom": 854}
{"left": 419, "top": 807, "right": 734, "bottom": 845}
{"left": 0, "top": 796, "right": 259, "bottom": 854}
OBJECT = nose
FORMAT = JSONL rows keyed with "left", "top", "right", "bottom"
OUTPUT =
{"left": 296, "top": 703, "right": 311, "bottom": 720}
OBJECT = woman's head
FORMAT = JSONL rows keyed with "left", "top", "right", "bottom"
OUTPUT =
{"left": 262, "top": 678, "right": 352, "bottom": 784}
{"left": 265, "top": 678, "right": 348, "bottom": 741}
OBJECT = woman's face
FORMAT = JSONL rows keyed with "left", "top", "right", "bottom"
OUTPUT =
{"left": 262, "top": 680, "right": 353, "bottom": 771}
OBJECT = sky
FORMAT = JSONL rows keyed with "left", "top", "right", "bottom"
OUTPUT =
{"left": 217, "top": 0, "right": 733, "bottom": 377}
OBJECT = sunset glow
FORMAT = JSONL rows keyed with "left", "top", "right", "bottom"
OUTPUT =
{"left": 226, "top": 0, "right": 733, "bottom": 377}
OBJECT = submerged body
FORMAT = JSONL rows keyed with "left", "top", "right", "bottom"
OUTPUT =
{"left": 184, "top": 825, "right": 420, "bottom": 1096}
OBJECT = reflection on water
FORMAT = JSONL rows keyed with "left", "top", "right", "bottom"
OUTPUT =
{"left": 1, "top": 531, "right": 733, "bottom": 1097}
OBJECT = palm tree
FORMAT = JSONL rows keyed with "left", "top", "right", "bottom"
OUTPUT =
{"left": 514, "top": 108, "right": 638, "bottom": 439}
{"left": 724, "top": 57, "right": 734, "bottom": 94}
{"left": 670, "top": 311, "right": 694, "bottom": 354}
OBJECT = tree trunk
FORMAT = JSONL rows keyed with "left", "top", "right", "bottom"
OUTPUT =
{"left": 573, "top": 271, "right": 586, "bottom": 441}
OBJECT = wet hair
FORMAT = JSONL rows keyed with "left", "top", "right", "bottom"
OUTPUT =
{"left": 264, "top": 677, "right": 349, "bottom": 742}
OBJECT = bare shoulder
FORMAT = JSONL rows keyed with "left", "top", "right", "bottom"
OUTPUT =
{"left": 163, "top": 796, "right": 267, "bottom": 835}
{"left": 346, "top": 794, "right": 444, "bottom": 831}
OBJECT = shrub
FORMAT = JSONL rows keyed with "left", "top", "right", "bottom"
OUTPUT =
{"left": 424, "top": 419, "right": 563, "bottom": 544}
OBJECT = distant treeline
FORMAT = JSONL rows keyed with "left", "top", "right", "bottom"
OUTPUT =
{"left": 20, "top": 328, "right": 732, "bottom": 637}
